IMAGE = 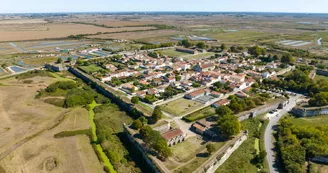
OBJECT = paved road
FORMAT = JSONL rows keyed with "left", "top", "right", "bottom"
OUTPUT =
{"left": 264, "top": 94, "right": 301, "bottom": 173}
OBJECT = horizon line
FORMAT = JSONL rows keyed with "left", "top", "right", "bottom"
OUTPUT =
{"left": 1, "top": 11, "right": 328, "bottom": 15}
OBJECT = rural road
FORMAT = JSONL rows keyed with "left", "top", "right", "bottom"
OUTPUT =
{"left": 264, "top": 94, "right": 301, "bottom": 173}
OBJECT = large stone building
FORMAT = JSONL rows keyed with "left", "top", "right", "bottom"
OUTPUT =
{"left": 161, "top": 128, "right": 187, "bottom": 147}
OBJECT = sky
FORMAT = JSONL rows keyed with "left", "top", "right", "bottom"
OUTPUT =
{"left": 1, "top": 0, "right": 328, "bottom": 14}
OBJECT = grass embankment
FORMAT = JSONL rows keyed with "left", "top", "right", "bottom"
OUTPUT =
{"left": 215, "top": 116, "right": 268, "bottom": 173}
{"left": 89, "top": 101, "right": 116, "bottom": 173}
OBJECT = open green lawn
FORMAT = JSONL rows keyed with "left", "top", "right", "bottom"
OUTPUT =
{"left": 170, "top": 136, "right": 207, "bottom": 162}
{"left": 160, "top": 49, "right": 190, "bottom": 57}
{"left": 314, "top": 74, "right": 328, "bottom": 82}
{"left": 161, "top": 98, "right": 204, "bottom": 116}
{"left": 183, "top": 52, "right": 215, "bottom": 60}
{"left": 79, "top": 64, "right": 106, "bottom": 74}
{"left": 171, "top": 136, "right": 226, "bottom": 173}
{"left": 50, "top": 72, "right": 75, "bottom": 81}
{"left": 289, "top": 114, "right": 328, "bottom": 126}
{"left": 183, "top": 106, "right": 216, "bottom": 122}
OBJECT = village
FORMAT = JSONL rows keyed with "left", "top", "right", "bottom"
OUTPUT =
{"left": 43, "top": 43, "right": 297, "bottom": 173}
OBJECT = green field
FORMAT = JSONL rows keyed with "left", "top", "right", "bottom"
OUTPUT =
{"left": 160, "top": 49, "right": 190, "bottom": 57}
{"left": 171, "top": 136, "right": 226, "bottom": 173}
{"left": 183, "top": 52, "right": 215, "bottom": 60}
{"left": 183, "top": 106, "right": 216, "bottom": 122}
{"left": 79, "top": 64, "right": 106, "bottom": 74}
{"left": 161, "top": 98, "right": 204, "bottom": 116}
{"left": 314, "top": 74, "right": 328, "bottom": 82}
{"left": 289, "top": 114, "right": 328, "bottom": 126}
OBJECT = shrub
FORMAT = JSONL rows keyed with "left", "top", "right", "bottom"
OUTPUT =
{"left": 131, "top": 119, "right": 143, "bottom": 130}
{"left": 65, "top": 88, "right": 94, "bottom": 107}
{"left": 54, "top": 129, "right": 90, "bottom": 138}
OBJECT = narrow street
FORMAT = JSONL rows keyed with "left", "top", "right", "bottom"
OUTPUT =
{"left": 264, "top": 94, "right": 302, "bottom": 173}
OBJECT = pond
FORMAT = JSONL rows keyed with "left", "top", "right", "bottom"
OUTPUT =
{"left": 9, "top": 66, "right": 26, "bottom": 73}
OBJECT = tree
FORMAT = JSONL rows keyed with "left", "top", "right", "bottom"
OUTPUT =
{"left": 153, "top": 139, "right": 172, "bottom": 158}
{"left": 131, "top": 119, "right": 143, "bottom": 130}
{"left": 138, "top": 116, "right": 148, "bottom": 125}
{"left": 248, "top": 45, "right": 266, "bottom": 57}
{"left": 217, "top": 113, "right": 241, "bottom": 138}
{"left": 220, "top": 43, "right": 227, "bottom": 51}
{"left": 255, "top": 150, "right": 267, "bottom": 165}
{"left": 252, "top": 82, "right": 259, "bottom": 89}
{"left": 140, "top": 126, "right": 152, "bottom": 139}
{"left": 148, "top": 52, "right": 158, "bottom": 58}
{"left": 216, "top": 106, "right": 233, "bottom": 116}
{"left": 57, "top": 58, "right": 63, "bottom": 64}
{"left": 281, "top": 53, "right": 295, "bottom": 64}
{"left": 196, "top": 42, "right": 206, "bottom": 49}
{"left": 309, "top": 92, "right": 328, "bottom": 107}
{"left": 180, "top": 39, "right": 193, "bottom": 48}
{"left": 317, "top": 64, "right": 326, "bottom": 69}
{"left": 230, "top": 46, "right": 237, "bottom": 53}
{"left": 67, "top": 57, "right": 73, "bottom": 62}
{"left": 206, "top": 144, "right": 216, "bottom": 155}
{"left": 175, "top": 75, "right": 181, "bottom": 81}
{"left": 234, "top": 68, "right": 243, "bottom": 74}
{"left": 131, "top": 96, "right": 139, "bottom": 104}
{"left": 152, "top": 106, "right": 163, "bottom": 123}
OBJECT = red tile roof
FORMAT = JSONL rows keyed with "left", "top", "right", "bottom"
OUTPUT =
{"left": 188, "top": 89, "right": 206, "bottom": 97}
{"left": 213, "top": 99, "right": 230, "bottom": 106}
{"left": 161, "top": 129, "right": 184, "bottom": 141}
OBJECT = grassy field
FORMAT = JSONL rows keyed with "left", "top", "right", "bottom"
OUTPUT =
{"left": 289, "top": 114, "right": 328, "bottom": 126}
{"left": 0, "top": 74, "right": 103, "bottom": 173}
{"left": 183, "top": 52, "right": 215, "bottom": 60}
{"left": 167, "top": 135, "right": 226, "bottom": 173}
{"left": 183, "top": 106, "right": 216, "bottom": 122}
{"left": 160, "top": 49, "right": 190, "bottom": 57}
{"left": 314, "top": 74, "right": 328, "bottom": 82}
{"left": 170, "top": 136, "right": 207, "bottom": 162}
{"left": 78, "top": 64, "right": 106, "bottom": 74}
{"left": 208, "top": 30, "right": 276, "bottom": 43}
{"left": 22, "top": 57, "right": 58, "bottom": 66}
{"left": 161, "top": 98, "right": 204, "bottom": 116}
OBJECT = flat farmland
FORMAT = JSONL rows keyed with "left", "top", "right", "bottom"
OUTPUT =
{"left": 88, "top": 30, "right": 182, "bottom": 40}
{"left": 0, "top": 19, "right": 47, "bottom": 25}
{"left": 93, "top": 20, "right": 159, "bottom": 27}
{"left": 0, "top": 75, "right": 102, "bottom": 173}
{"left": 0, "top": 23, "right": 156, "bottom": 42}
